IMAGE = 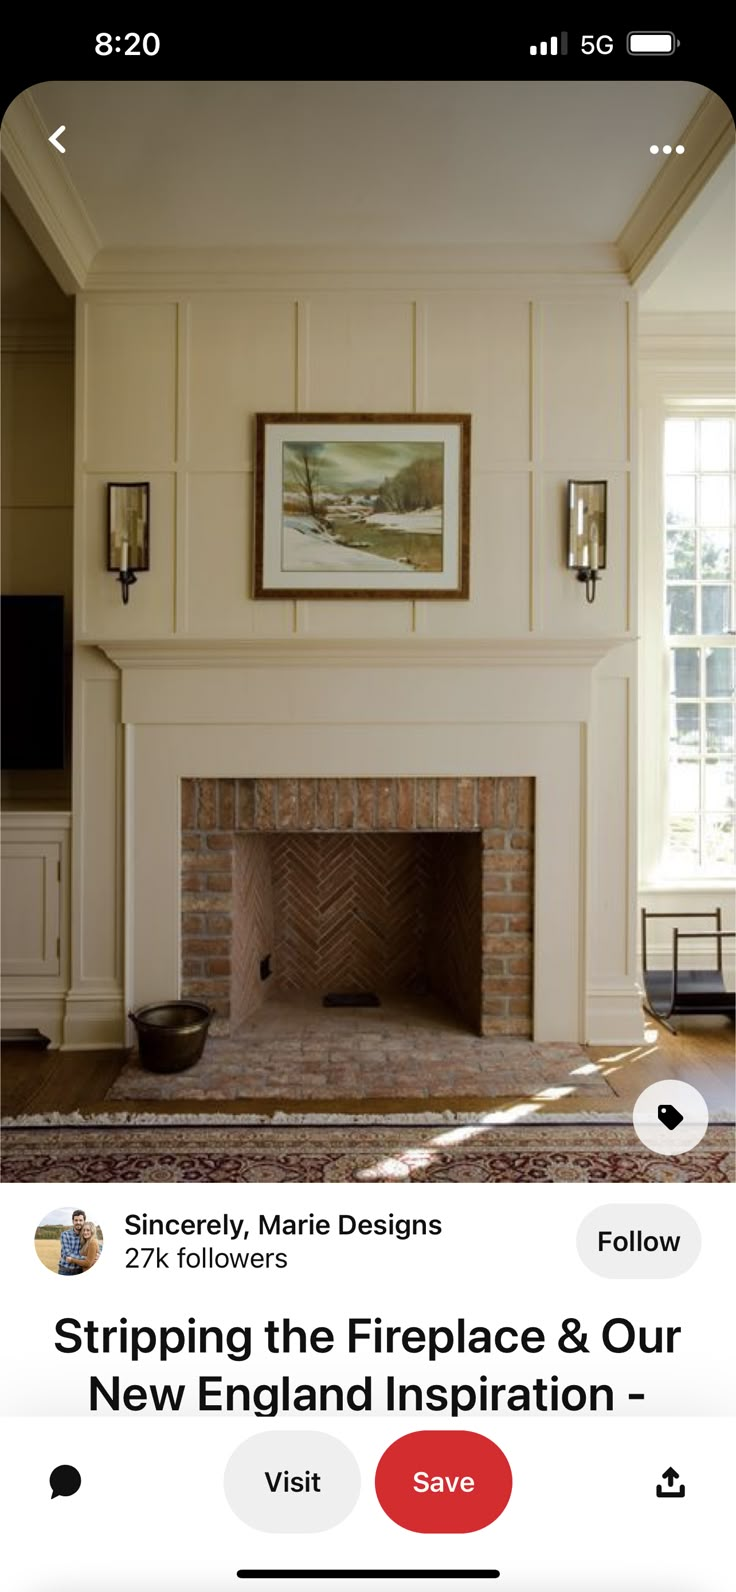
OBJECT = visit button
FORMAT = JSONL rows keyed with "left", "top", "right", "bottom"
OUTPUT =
{"left": 375, "top": 1430, "right": 512, "bottom": 1533}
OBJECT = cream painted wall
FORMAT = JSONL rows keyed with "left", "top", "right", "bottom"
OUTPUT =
{"left": 1, "top": 343, "right": 74, "bottom": 805}
{"left": 66, "top": 270, "right": 640, "bottom": 1046}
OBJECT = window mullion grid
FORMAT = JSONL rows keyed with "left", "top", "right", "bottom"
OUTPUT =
{"left": 663, "top": 413, "right": 735, "bottom": 876}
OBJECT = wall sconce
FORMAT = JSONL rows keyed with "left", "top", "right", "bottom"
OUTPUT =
{"left": 568, "top": 480, "right": 607, "bottom": 603}
{"left": 107, "top": 483, "right": 150, "bottom": 604}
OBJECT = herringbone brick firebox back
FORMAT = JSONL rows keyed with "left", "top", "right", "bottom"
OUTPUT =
{"left": 181, "top": 778, "right": 534, "bottom": 1037}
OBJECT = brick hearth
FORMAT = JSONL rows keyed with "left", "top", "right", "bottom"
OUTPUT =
{"left": 180, "top": 777, "right": 534, "bottom": 1036}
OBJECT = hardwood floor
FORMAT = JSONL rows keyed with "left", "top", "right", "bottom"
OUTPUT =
{"left": 1, "top": 1013, "right": 733, "bottom": 1117}
{"left": 586, "top": 1015, "right": 735, "bottom": 1113}
{"left": 1, "top": 1046, "right": 125, "bottom": 1117}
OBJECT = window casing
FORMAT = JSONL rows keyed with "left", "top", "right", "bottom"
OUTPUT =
{"left": 663, "top": 413, "right": 735, "bottom": 876}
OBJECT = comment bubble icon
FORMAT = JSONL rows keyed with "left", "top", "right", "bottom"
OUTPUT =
{"left": 50, "top": 1465, "right": 81, "bottom": 1500}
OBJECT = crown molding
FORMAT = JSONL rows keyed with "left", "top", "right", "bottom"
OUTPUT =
{"left": 618, "top": 91, "right": 735, "bottom": 284}
{"left": 639, "top": 312, "right": 735, "bottom": 340}
{"left": 83, "top": 242, "right": 626, "bottom": 295}
{"left": 1, "top": 92, "right": 100, "bottom": 293}
{"left": 1, "top": 316, "right": 74, "bottom": 354}
{"left": 638, "top": 311, "right": 736, "bottom": 371}
{"left": 92, "top": 637, "right": 630, "bottom": 671}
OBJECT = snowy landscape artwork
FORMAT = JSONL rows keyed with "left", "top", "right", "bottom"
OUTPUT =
{"left": 254, "top": 415, "right": 470, "bottom": 598}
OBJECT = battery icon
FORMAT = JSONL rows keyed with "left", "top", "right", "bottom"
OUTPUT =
{"left": 627, "top": 31, "right": 678, "bottom": 54}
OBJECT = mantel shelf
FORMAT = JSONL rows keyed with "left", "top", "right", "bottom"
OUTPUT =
{"left": 91, "top": 636, "right": 632, "bottom": 672}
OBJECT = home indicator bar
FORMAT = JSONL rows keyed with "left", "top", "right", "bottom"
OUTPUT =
{"left": 236, "top": 1575, "right": 501, "bottom": 1582}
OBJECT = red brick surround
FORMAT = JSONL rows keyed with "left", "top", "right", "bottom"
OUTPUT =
{"left": 180, "top": 777, "right": 534, "bottom": 1036}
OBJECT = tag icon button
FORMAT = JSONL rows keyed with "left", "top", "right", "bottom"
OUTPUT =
{"left": 632, "top": 1081, "right": 708, "bottom": 1155}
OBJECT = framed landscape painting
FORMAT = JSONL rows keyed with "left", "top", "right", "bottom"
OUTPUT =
{"left": 254, "top": 413, "right": 471, "bottom": 598}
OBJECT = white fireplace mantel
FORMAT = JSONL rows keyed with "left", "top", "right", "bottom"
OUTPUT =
{"left": 90, "top": 634, "right": 642, "bottom": 1047}
{"left": 94, "top": 636, "right": 630, "bottom": 671}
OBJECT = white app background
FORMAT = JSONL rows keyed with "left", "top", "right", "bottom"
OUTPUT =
{"left": 0, "top": 1182, "right": 733, "bottom": 1590}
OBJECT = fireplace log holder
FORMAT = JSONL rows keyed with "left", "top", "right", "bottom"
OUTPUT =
{"left": 641, "top": 909, "right": 735, "bottom": 1034}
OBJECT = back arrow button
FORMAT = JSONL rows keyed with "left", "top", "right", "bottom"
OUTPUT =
{"left": 48, "top": 127, "right": 66, "bottom": 153}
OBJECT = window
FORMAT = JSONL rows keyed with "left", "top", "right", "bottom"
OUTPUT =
{"left": 664, "top": 415, "right": 735, "bottom": 874}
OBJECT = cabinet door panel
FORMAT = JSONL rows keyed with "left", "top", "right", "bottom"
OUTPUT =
{"left": 1, "top": 843, "right": 61, "bottom": 976}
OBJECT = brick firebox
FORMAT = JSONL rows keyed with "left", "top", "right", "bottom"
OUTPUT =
{"left": 180, "top": 777, "right": 534, "bottom": 1037}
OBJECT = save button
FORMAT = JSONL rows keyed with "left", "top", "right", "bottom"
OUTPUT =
{"left": 375, "top": 1430, "right": 512, "bottom": 1533}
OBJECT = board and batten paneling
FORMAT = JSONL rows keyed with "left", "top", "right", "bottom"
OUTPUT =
{"left": 71, "top": 659, "right": 122, "bottom": 991}
{"left": 78, "top": 285, "right": 632, "bottom": 642}
{"left": 422, "top": 295, "right": 532, "bottom": 464}
{"left": 538, "top": 298, "right": 630, "bottom": 465}
{"left": 82, "top": 301, "right": 178, "bottom": 469}
{"left": 586, "top": 649, "right": 639, "bottom": 1041}
{"left": 420, "top": 471, "right": 532, "bottom": 638}
{"left": 300, "top": 296, "right": 416, "bottom": 412}
{"left": 186, "top": 296, "right": 297, "bottom": 468}
{"left": 61, "top": 649, "right": 124, "bottom": 1047}
{"left": 183, "top": 473, "right": 292, "bottom": 638}
{"left": 591, "top": 669, "right": 633, "bottom": 978}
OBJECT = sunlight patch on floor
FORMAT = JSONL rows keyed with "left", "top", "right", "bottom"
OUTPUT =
{"left": 430, "top": 1102, "right": 546, "bottom": 1147}
{"left": 357, "top": 1149, "right": 434, "bottom": 1181}
{"left": 586, "top": 1042, "right": 662, "bottom": 1080}
{"left": 356, "top": 1087, "right": 582, "bottom": 1178}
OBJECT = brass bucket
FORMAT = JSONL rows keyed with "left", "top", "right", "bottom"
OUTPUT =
{"left": 129, "top": 1001, "right": 213, "bottom": 1073}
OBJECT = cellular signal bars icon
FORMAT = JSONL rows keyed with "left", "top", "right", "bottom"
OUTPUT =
{"left": 530, "top": 32, "right": 568, "bottom": 54}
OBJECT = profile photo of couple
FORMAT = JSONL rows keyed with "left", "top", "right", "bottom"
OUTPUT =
{"left": 34, "top": 1206, "right": 103, "bottom": 1277}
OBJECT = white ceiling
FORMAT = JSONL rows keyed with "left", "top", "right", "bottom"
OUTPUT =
{"left": 26, "top": 79, "right": 710, "bottom": 250}
{"left": 640, "top": 147, "right": 735, "bottom": 313}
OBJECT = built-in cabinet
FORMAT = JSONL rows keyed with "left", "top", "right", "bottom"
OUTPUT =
{"left": 0, "top": 811, "right": 70, "bottom": 1044}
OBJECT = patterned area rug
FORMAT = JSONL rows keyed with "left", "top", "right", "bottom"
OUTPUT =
{"left": 3, "top": 1123, "right": 732, "bottom": 1183}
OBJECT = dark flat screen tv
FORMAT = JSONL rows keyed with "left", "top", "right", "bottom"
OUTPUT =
{"left": 1, "top": 596, "right": 65, "bottom": 770}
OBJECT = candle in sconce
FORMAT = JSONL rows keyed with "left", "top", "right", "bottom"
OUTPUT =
{"left": 120, "top": 539, "right": 129, "bottom": 575}
{"left": 577, "top": 497, "right": 585, "bottom": 558}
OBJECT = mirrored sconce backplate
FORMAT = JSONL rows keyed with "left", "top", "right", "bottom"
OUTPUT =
{"left": 568, "top": 480, "right": 607, "bottom": 603}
